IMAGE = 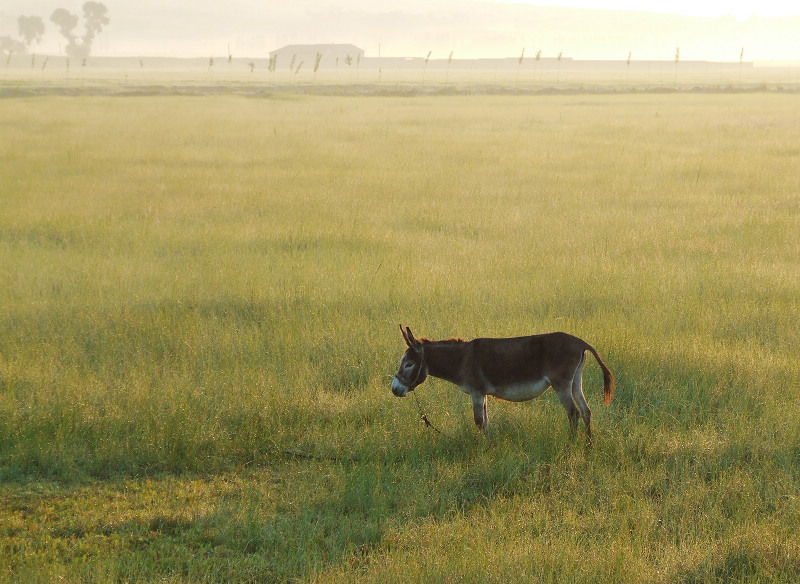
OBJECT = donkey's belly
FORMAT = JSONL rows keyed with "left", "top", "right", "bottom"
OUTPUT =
{"left": 488, "top": 378, "right": 551, "bottom": 402}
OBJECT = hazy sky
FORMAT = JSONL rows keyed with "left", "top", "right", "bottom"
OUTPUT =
{"left": 505, "top": 0, "right": 798, "bottom": 19}
{"left": 9, "top": 0, "right": 797, "bottom": 18}
{"left": 2, "top": 0, "right": 799, "bottom": 60}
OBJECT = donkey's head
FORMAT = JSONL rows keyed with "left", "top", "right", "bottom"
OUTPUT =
{"left": 392, "top": 325, "right": 428, "bottom": 397}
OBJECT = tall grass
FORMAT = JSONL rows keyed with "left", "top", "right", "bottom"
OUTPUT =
{"left": 1, "top": 93, "right": 799, "bottom": 582}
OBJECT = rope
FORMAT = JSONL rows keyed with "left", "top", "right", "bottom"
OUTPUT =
{"left": 412, "top": 390, "right": 450, "bottom": 439}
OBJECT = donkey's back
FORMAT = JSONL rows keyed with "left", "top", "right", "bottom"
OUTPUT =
{"left": 467, "top": 332, "right": 594, "bottom": 392}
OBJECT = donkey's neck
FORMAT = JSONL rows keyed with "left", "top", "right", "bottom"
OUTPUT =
{"left": 423, "top": 340, "right": 468, "bottom": 386}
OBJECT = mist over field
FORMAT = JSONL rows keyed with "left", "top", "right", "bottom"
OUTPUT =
{"left": 2, "top": 0, "right": 799, "bottom": 61}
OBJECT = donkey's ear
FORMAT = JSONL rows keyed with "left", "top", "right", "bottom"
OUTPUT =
{"left": 399, "top": 324, "right": 415, "bottom": 348}
{"left": 405, "top": 327, "right": 418, "bottom": 348}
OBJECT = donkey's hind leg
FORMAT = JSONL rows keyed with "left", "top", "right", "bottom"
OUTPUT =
{"left": 471, "top": 392, "right": 489, "bottom": 437}
{"left": 554, "top": 381, "right": 580, "bottom": 440}
{"left": 571, "top": 353, "right": 592, "bottom": 445}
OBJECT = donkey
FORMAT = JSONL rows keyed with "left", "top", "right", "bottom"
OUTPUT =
{"left": 392, "top": 325, "right": 614, "bottom": 444}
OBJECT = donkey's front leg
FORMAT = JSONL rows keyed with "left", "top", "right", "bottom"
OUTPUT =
{"left": 471, "top": 392, "right": 489, "bottom": 437}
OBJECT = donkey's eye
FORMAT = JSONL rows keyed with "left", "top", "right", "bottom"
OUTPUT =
{"left": 405, "top": 362, "right": 415, "bottom": 369}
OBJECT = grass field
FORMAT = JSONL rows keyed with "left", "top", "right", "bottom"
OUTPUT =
{"left": 1, "top": 88, "right": 799, "bottom": 582}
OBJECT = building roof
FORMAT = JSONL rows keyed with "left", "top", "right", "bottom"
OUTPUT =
{"left": 269, "top": 44, "right": 364, "bottom": 57}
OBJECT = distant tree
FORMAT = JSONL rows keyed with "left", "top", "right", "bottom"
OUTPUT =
{"left": 446, "top": 50, "right": 454, "bottom": 85}
{"left": 344, "top": 53, "right": 353, "bottom": 82}
{"left": 1, "top": 14, "right": 45, "bottom": 57}
{"left": 739, "top": 47, "right": 744, "bottom": 82}
{"left": 0, "top": 40, "right": 21, "bottom": 60}
{"left": 50, "top": 2, "right": 109, "bottom": 61}
{"left": 422, "top": 50, "right": 432, "bottom": 83}
{"left": 18, "top": 16, "right": 46, "bottom": 46}
{"left": 673, "top": 47, "right": 680, "bottom": 84}
{"left": 313, "top": 51, "right": 322, "bottom": 81}
{"left": 50, "top": 8, "right": 78, "bottom": 51}
{"left": 557, "top": 51, "right": 563, "bottom": 84}
{"left": 82, "top": 3, "right": 108, "bottom": 45}
{"left": 626, "top": 51, "right": 632, "bottom": 82}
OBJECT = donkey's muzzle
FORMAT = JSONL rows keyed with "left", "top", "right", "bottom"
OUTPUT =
{"left": 391, "top": 377, "right": 410, "bottom": 397}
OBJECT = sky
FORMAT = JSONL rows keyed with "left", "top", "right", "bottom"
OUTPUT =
{"left": 2, "top": 0, "right": 799, "bottom": 61}
{"left": 505, "top": 0, "right": 799, "bottom": 19}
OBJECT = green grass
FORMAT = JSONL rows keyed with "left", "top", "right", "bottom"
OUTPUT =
{"left": 1, "top": 91, "right": 799, "bottom": 582}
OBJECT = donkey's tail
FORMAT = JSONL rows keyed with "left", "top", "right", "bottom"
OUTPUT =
{"left": 585, "top": 343, "right": 615, "bottom": 405}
